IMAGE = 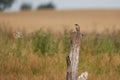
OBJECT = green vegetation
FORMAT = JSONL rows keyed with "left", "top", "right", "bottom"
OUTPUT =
{"left": 37, "top": 2, "right": 55, "bottom": 10}
{"left": 20, "top": 3, "right": 32, "bottom": 10}
{"left": 0, "top": 25, "right": 120, "bottom": 80}
{"left": 0, "top": 0, "right": 14, "bottom": 11}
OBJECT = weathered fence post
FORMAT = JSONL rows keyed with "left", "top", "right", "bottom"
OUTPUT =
{"left": 66, "top": 24, "right": 88, "bottom": 80}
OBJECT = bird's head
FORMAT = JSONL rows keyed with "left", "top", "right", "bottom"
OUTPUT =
{"left": 74, "top": 24, "right": 80, "bottom": 32}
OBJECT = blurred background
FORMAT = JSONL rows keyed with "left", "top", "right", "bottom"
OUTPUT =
{"left": 0, "top": 0, "right": 120, "bottom": 33}
{"left": 0, "top": 0, "right": 120, "bottom": 12}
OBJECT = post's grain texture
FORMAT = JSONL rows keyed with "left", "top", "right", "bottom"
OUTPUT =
{"left": 66, "top": 24, "right": 81, "bottom": 80}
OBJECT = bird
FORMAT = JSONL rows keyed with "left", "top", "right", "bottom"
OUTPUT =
{"left": 75, "top": 24, "right": 80, "bottom": 32}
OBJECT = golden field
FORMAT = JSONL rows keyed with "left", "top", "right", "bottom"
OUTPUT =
{"left": 0, "top": 10, "right": 120, "bottom": 80}
{"left": 0, "top": 10, "right": 120, "bottom": 33}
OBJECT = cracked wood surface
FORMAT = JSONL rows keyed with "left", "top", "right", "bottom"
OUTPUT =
{"left": 66, "top": 24, "right": 81, "bottom": 80}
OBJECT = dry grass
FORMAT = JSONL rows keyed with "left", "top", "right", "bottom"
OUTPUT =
{"left": 0, "top": 52, "right": 120, "bottom": 80}
{"left": 0, "top": 53, "right": 67, "bottom": 80}
{"left": 0, "top": 10, "right": 120, "bottom": 80}
{"left": 0, "top": 10, "right": 120, "bottom": 33}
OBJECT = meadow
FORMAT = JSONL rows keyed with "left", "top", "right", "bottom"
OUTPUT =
{"left": 0, "top": 10, "right": 120, "bottom": 80}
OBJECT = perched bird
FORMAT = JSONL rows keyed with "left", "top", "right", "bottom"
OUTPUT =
{"left": 75, "top": 24, "right": 80, "bottom": 32}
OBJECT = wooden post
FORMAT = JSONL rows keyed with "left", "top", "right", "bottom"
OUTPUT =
{"left": 66, "top": 24, "right": 88, "bottom": 80}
